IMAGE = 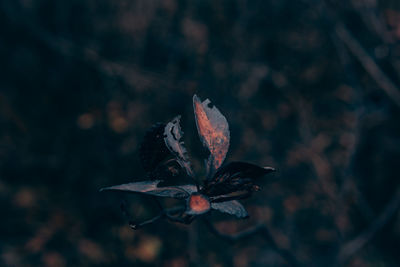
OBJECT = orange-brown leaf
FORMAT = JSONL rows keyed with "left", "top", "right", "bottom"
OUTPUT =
{"left": 193, "top": 95, "right": 230, "bottom": 174}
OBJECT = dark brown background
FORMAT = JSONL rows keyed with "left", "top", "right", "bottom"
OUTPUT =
{"left": 1, "top": 0, "right": 400, "bottom": 266}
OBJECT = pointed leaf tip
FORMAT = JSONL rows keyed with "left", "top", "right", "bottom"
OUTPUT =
{"left": 202, "top": 162, "right": 275, "bottom": 197}
{"left": 99, "top": 180, "right": 197, "bottom": 199}
{"left": 263, "top": 166, "right": 276, "bottom": 173}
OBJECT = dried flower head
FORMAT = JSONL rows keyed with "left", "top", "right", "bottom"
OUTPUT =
{"left": 100, "top": 95, "right": 275, "bottom": 227}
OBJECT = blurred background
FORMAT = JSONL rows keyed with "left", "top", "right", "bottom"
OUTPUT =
{"left": 1, "top": 0, "right": 400, "bottom": 266}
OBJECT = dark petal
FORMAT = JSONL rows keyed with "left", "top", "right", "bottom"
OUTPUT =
{"left": 213, "top": 162, "right": 275, "bottom": 180}
{"left": 164, "top": 116, "right": 194, "bottom": 177}
{"left": 139, "top": 123, "right": 170, "bottom": 172}
{"left": 211, "top": 200, "right": 249, "bottom": 218}
{"left": 209, "top": 190, "right": 253, "bottom": 203}
{"left": 203, "top": 177, "right": 254, "bottom": 197}
{"left": 100, "top": 180, "right": 197, "bottom": 199}
{"left": 202, "top": 161, "right": 275, "bottom": 196}
{"left": 193, "top": 95, "right": 230, "bottom": 176}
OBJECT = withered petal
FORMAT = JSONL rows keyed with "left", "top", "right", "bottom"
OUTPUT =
{"left": 211, "top": 200, "right": 249, "bottom": 218}
{"left": 100, "top": 180, "right": 197, "bottom": 199}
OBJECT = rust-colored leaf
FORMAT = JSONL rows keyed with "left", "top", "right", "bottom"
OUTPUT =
{"left": 193, "top": 95, "right": 230, "bottom": 175}
{"left": 164, "top": 116, "right": 194, "bottom": 177}
{"left": 100, "top": 180, "right": 197, "bottom": 199}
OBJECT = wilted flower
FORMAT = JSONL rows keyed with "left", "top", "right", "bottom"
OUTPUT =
{"left": 101, "top": 95, "right": 275, "bottom": 227}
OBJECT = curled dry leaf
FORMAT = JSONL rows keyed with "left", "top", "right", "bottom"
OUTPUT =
{"left": 193, "top": 95, "right": 230, "bottom": 176}
{"left": 101, "top": 94, "right": 276, "bottom": 229}
{"left": 164, "top": 116, "right": 194, "bottom": 177}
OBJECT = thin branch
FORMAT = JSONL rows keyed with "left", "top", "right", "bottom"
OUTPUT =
{"left": 338, "top": 188, "right": 400, "bottom": 263}
{"left": 287, "top": 94, "right": 338, "bottom": 202}
{"left": 350, "top": 0, "right": 395, "bottom": 44}
{"left": 350, "top": 0, "right": 400, "bottom": 77}
{"left": 335, "top": 23, "right": 400, "bottom": 108}
{"left": 331, "top": 30, "right": 376, "bottom": 221}
{"left": 121, "top": 202, "right": 187, "bottom": 229}
{"left": 129, "top": 213, "right": 164, "bottom": 229}
{"left": 203, "top": 220, "right": 302, "bottom": 267}
{"left": 165, "top": 212, "right": 194, "bottom": 224}
{"left": 1, "top": 1, "right": 180, "bottom": 94}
